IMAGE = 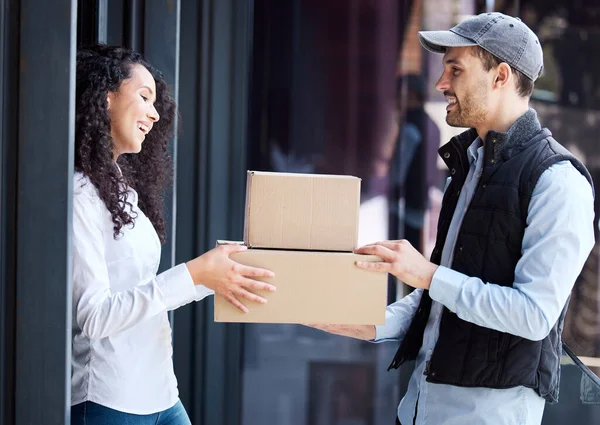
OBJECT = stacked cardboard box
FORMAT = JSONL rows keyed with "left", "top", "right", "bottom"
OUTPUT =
{"left": 214, "top": 171, "right": 387, "bottom": 325}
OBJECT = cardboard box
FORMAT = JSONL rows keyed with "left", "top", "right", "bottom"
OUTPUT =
{"left": 244, "top": 171, "right": 361, "bottom": 251}
{"left": 214, "top": 248, "right": 387, "bottom": 325}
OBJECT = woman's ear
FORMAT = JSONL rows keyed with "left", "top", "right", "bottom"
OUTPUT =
{"left": 106, "top": 92, "right": 113, "bottom": 110}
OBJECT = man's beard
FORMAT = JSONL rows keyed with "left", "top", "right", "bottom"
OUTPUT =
{"left": 445, "top": 85, "right": 487, "bottom": 129}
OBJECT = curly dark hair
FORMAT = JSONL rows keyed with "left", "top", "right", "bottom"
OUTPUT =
{"left": 75, "top": 45, "right": 176, "bottom": 242}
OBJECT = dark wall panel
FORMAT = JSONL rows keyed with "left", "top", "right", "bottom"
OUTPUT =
{"left": 0, "top": 0, "right": 20, "bottom": 423}
{"left": 14, "top": 0, "right": 77, "bottom": 424}
{"left": 1, "top": 1, "right": 252, "bottom": 423}
{"left": 173, "top": 1, "right": 253, "bottom": 424}
{"left": 172, "top": 0, "right": 202, "bottom": 415}
{"left": 143, "top": 0, "right": 181, "bottom": 275}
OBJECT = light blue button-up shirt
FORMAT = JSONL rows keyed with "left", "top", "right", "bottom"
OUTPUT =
{"left": 375, "top": 138, "right": 595, "bottom": 425}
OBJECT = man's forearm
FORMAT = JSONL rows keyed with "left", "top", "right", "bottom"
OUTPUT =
{"left": 306, "top": 324, "right": 376, "bottom": 341}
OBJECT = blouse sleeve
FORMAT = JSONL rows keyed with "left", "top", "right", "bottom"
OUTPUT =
{"left": 72, "top": 191, "right": 200, "bottom": 339}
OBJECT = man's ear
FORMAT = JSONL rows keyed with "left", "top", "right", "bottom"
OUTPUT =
{"left": 494, "top": 63, "right": 512, "bottom": 90}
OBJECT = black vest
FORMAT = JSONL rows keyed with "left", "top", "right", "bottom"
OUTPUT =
{"left": 388, "top": 113, "right": 593, "bottom": 403}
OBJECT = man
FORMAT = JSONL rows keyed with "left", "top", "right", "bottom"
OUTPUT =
{"left": 310, "top": 12, "right": 595, "bottom": 425}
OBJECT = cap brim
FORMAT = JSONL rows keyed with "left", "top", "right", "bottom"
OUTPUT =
{"left": 418, "top": 30, "right": 478, "bottom": 54}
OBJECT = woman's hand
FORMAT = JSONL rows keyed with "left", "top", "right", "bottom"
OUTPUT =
{"left": 186, "top": 244, "right": 275, "bottom": 313}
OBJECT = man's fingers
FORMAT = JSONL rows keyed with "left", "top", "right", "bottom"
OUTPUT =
{"left": 226, "top": 293, "right": 249, "bottom": 313}
{"left": 356, "top": 241, "right": 388, "bottom": 249}
{"left": 240, "top": 277, "right": 276, "bottom": 292}
{"left": 236, "top": 287, "right": 268, "bottom": 304}
{"left": 354, "top": 244, "right": 395, "bottom": 261}
{"left": 354, "top": 245, "right": 377, "bottom": 255}
{"left": 375, "top": 241, "right": 407, "bottom": 251}
{"left": 355, "top": 260, "right": 392, "bottom": 273}
{"left": 356, "top": 240, "right": 406, "bottom": 251}
{"left": 304, "top": 323, "right": 331, "bottom": 332}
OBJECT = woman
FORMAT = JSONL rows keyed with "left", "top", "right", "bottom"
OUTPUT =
{"left": 70, "top": 45, "right": 274, "bottom": 425}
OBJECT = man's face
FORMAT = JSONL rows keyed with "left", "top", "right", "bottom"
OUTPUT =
{"left": 435, "top": 47, "right": 492, "bottom": 129}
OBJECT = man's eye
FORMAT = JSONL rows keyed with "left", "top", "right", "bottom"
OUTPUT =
{"left": 452, "top": 68, "right": 460, "bottom": 75}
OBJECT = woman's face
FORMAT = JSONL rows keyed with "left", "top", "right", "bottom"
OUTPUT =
{"left": 107, "top": 64, "right": 160, "bottom": 159}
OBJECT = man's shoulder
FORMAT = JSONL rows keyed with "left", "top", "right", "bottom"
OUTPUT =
{"left": 522, "top": 132, "right": 592, "bottom": 191}
{"left": 534, "top": 160, "right": 593, "bottom": 198}
{"left": 540, "top": 160, "right": 583, "bottom": 179}
{"left": 538, "top": 159, "right": 587, "bottom": 179}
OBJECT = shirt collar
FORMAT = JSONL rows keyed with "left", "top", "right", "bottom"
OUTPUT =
{"left": 467, "top": 137, "right": 483, "bottom": 164}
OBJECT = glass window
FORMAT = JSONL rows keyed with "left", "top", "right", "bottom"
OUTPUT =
{"left": 485, "top": 0, "right": 600, "bottom": 422}
{"left": 243, "top": 1, "right": 412, "bottom": 424}
{"left": 242, "top": 1, "right": 600, "bottom": 424}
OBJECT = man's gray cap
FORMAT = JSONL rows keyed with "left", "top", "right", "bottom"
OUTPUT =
{"left": 418, "top": 12, "right": 544, "bottom": 81}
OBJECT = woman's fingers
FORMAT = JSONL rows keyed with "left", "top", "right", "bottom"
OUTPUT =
{"left": 239, "top": 276, "right": 276, "bottom": 292}
{"left": 238, "top": 264, "right": 275, "bottom": 278}
{"left": 219, "top": 243, "right": 248, "bottom": 254}
{"left": 215, "top": 259, "right": 276, "bottom": 313}
{"left": 235, "top": 287, "right": 268, "bottom": 304}
{"left": 225, "top": 292, "right": 249, "bottom": 313}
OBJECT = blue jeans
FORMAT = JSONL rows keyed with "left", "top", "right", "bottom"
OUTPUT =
{"left": 71, "top": 400, "right": 191, "bottom": 425}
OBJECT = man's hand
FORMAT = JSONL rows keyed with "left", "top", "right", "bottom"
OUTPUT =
{"left": 303, "top": 324, "right": 376, "bottom": 341}
{"left": 186, "top": 244, "right": 276, "bottom": 313}
{"left": 354, "top": 240, "right": 438, "bottom": 290}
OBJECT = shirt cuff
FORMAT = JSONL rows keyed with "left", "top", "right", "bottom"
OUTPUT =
{"left": 373, "top": 309, "right": 404, "bottom": 342}
{"left": 156, "top": 263, "right": 199, "bottom": 309}
{"left": 194, "top": 284, "right": 215, "bottom": 301}
{"left": 429, "top": 266, "right": 466, "bottom": 313}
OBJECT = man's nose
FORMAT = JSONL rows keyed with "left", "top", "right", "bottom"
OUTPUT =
{"left": 435, "top": 73, "right": 450, "bottom": 92}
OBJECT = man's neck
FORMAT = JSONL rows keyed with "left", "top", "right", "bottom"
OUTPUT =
{"left": 476, "top": 103, "right": 529, "bottom": 143}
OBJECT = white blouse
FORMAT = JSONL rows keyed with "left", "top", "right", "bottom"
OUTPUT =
{"left": 71, "top": 172, "right": 213, "bottom": 414}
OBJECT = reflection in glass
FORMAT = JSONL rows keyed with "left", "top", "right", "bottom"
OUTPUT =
{"left": 242, "top": 1, "right": 402, "bottom": 424}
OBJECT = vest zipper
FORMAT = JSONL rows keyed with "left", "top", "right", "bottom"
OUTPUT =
{"left": 427, "top": 158, "right": 485, "bottom": 380}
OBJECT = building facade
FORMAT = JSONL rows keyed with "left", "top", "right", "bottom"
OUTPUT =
{"left": 1, "top": 0, "right": 599, "bottom": 424}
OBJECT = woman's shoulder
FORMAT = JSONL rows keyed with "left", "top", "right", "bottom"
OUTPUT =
{"left": 73, "top": 171, "right": 103, "bottom": 205}
{"left": 74, "top": 171, "right": 93, "bottom": 193}
{"left": 72, "top": 172, "right": 113, "bottom": 230}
